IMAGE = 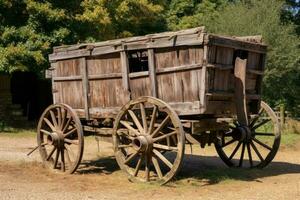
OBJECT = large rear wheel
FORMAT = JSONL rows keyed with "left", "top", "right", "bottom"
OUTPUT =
{"left": 215, "top": 101, "right": 281, "bottom": 168}
{"left": 113, "top": 96, "right": 185, "bottom": 184}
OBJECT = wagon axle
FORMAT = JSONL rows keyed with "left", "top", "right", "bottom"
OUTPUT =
{"left": 233, "top": 126, "right": 252, "bottom": 143}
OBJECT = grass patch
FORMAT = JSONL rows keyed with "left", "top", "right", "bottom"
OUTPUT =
{"left": 0, "top": 127, "right": 36, "bottom": 137}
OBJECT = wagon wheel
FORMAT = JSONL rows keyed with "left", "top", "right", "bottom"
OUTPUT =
{"left": 113, "top": 96, "right": 185, "bottom": 184}
{"left": 37, "top": 104, "right": 84, "bottom": 173}
{"left": 215, "top": 101, "right": 281, "bottom": 168}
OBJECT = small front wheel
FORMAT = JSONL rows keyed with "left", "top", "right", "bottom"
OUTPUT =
{"left": 37, "top": 104, "right": 84, "bottom": 173}
{"left": 113, "top": 96, "right": 185, "bottom": 184}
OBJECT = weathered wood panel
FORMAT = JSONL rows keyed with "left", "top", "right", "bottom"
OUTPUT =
{"left": 53, "top": 59, "right": 85, "bottom": 109}
{"left": 55, "top": 81, "right": 85, "bottom": 109}
{"left": 207, "top": 46, "right": 234, "bottom": 96}
{"left": 155, "top": 46, "right": 203, "bottom": 103}
{"left": 129, "top": 76, "right": 152, "bottom": 99}
{"left": 87, "top": 53, "right": 129, "bottom": 108}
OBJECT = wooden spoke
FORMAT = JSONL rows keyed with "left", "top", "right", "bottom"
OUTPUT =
{"left": 57, "top": 108, "right": 62, "bottom": 129}
{"left": 252, "top": 119, "right": 271, "bottom": 130}
{"left": 60, "top": 108, "right": 66, "bottom": 130}
{"left": 118, "top": 144, "right": 133, "bottom": 148}
{"left": 152, "top": 156, "right": 163, "bottom": 179}
{"left": 50, "top": 110, "right": 58, "bottom": 128}
{"left": 61, "top": 149, "right": 65, "bottom": 172}
{"left": 113, "top": 97, "right": 184, "bottom": 184}
{"left": 124, "top": 151, "right": 139, "bottom": 164}
{"left": 223, "top": 139, "right": 236, "bottom": 148}
{"left": 64, "top": 128, "right": 77, "bottom": 138}
{"left": 229, "top": 141, "right": 242, "bottom": 160}
{"left": 120, "top": 120, "right": 140, "bottom": 136}
{"left": 145, "top": 154, "right": 150, "bottom": 181}
{"left": 37, "top": 104, "right": 84, "bottom": 174}
{"left": 250, "top": 141, "right": 264, "bottom": 161}
{"left": 140, "top": 103, "right": 148, "bottom": 134}
{"left": 153, "top": 131, "right": 177, "bottom": 142}
{"left": 148, "top": 106, "right": 157, "bottom": 134}
{"left": 53, "top": 149, "right": 60, "bottom": 169}
{"left": 247, "top": 143, "right": 253, "bottom": 167}
{"left": 153, "top": 143, "right": 178, "bottom": 151}
{"left": 65, "top": 147, "right": 72, "bottom": 165}
{"left": 64, "top": 139, "right": 79, "bottom": 145}
{"left": 153, "top": 149, "right": 173, "bottom": 169}
{"left": 133, "top": 156, "right": 143, "bottom": 177}
{"left": 252, "top": 138, "right": 272, "bottom": 151}
{"left": 239, "top": 143, "right": 245, "bottom": 167}
{"left": 151, "top": 116, "right": 170, "bottom": 137}
{"left": 62, "top": 117, "right": 72, "bottom": 133}
{"left": 40, "top": 129, "right": 52, "bottom": 136}
{"left": 128, "top": 110, "right": 144, "bottom": 134}
{"left": 215, "top": 101, "right": 281, "bottom": 169}
{"left": 46, "top": 146, "right": 56, "bottom": 161}
{"left": 43, "top": 118, "right": 56, "bottom": 131}
{"left": 254, "top": 132, "right": 275, "bottom": 136}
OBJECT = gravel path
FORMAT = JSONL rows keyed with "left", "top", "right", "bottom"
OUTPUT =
{"left": 0, "top": 135, "right": 300, "bottom": 200}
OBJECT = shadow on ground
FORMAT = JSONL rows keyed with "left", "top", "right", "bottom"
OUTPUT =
{"left": 77, "top": 156, "right": 119, "bottom": 175}
{"left": 76, "top": 154, "right": 300, "bottom": 185}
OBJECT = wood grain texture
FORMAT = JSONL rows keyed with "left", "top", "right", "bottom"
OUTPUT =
{"left": 155, "top": 46, "right": 203, "bottom": 103}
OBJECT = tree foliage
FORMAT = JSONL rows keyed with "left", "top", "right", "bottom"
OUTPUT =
{"left": 0, "top": 0, "right": 300, "bottom": 114}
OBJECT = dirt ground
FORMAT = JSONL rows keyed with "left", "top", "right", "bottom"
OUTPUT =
{"left": 0, "top": 134, "right": 300, "bottom": 200}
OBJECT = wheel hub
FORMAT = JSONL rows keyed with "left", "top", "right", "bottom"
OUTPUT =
{"left": 235, "top": 126, "right": 252, "bottom": 142}
{"left": 47, "top": 132, "right": 64, "bottom": 148}
{"left": 132, "top": 135, "right": 153, "bottom": 152}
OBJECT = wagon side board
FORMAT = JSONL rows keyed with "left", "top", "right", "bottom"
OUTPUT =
{"left": 48, "top": 28, "right": 267, "bottom": 119}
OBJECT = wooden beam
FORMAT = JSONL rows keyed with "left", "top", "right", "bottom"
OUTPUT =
{"left": 120, "top": 50, "right": 131, "bottom": 99}
{"left": 53, "top": 75, "right": 83, "bottom": 82}
{"left": 234, "top": 57, "right": 248, "bottom": 126}
{"left": 81, "top": 57, "right": 90, "bottom": 120}
{"left": 148, "top": 49, "right": 157, "bottom": 97}
{"left": 199, "top": 37, "right": 209, "bottom": 112}
{"left": 50, "top": 62, "right": 58, "bottom": 104}
{"left": 156, "top": 63, "right": 203, "bottom": 74}
{"left": 88, "top": 73, "right": 122, "bottom": 80}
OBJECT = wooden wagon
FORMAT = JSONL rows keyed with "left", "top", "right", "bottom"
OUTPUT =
{"left": 36, "top": 27, "right": 281, "bottom": 184}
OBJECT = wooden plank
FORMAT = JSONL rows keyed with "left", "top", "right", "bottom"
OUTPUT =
{"left": 148, "top": 49, "right": 157, "bottom": 97}
{"left": 156, "top": 63, "right": 203, "bottom": 74}
{"left": 128, "top": 71, "right": 149, "bottom": 79}
{"left": 49, "top": 49, "right": 91, "bottom": 61}
{"left": 81, "top": 57, "right": 90, "bottom": 119}
{"left": 88, "top": 73, "right": 122, "bottom": 80}
{"left": 53, "top": 75, "right": 83, "bottom": 82}
{"left": 50, "top": 62, "right": 58, "bottom": 104}
{"left": 199, "top": 38, "right": 208, "bottom": 112}
{"left": 120, "top": 51, "right": 130, "bottom": 98}
{"left": 208, "top": 34, "right": 267, "bottom": 53}
{"left": 234, "top": 58, "right": 248, "bottom": 126}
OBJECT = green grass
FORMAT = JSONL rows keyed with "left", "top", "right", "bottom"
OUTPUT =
{"left": 0, "top": 125, "right": 36, "bottom": 137}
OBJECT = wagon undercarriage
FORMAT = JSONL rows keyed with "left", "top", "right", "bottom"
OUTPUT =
{"left": 36, "top": 27, "right": 281, "bottom": 184}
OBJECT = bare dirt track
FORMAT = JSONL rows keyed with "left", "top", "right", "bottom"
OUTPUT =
{"left": 0, "top": 134, "right": 300, "bottom": 200}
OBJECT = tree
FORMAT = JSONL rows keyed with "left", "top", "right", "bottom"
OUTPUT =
{"left": 0, "top": 0, "right": 165, "bottom": 74}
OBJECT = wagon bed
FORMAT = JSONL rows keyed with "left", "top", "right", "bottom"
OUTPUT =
{"left": 47, "top": 26, "right": 266, "bottom": 119}
{"left": 36, "top": 27, "right": 280, "bottom": 184}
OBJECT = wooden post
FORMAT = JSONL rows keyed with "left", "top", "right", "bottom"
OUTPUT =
{"left": 280, "top": 104, "right": 285, "bottom": 128}
{"left": 148, "top": 49, "right": 158, "bottom": 97}
{"left": 50, "top": 62, "right": 58, "bottom": 104}
{"left": 200, "top": 36, "right": 209, "bottom": 112}
{"left": 234, "top": 57, "right": 248, "bottom": 126}
{"left": 120, "top": 50, "right": 131, "bottom": 99}
{"left": 81, "top": 57, "right": 90, "bottom": 120}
